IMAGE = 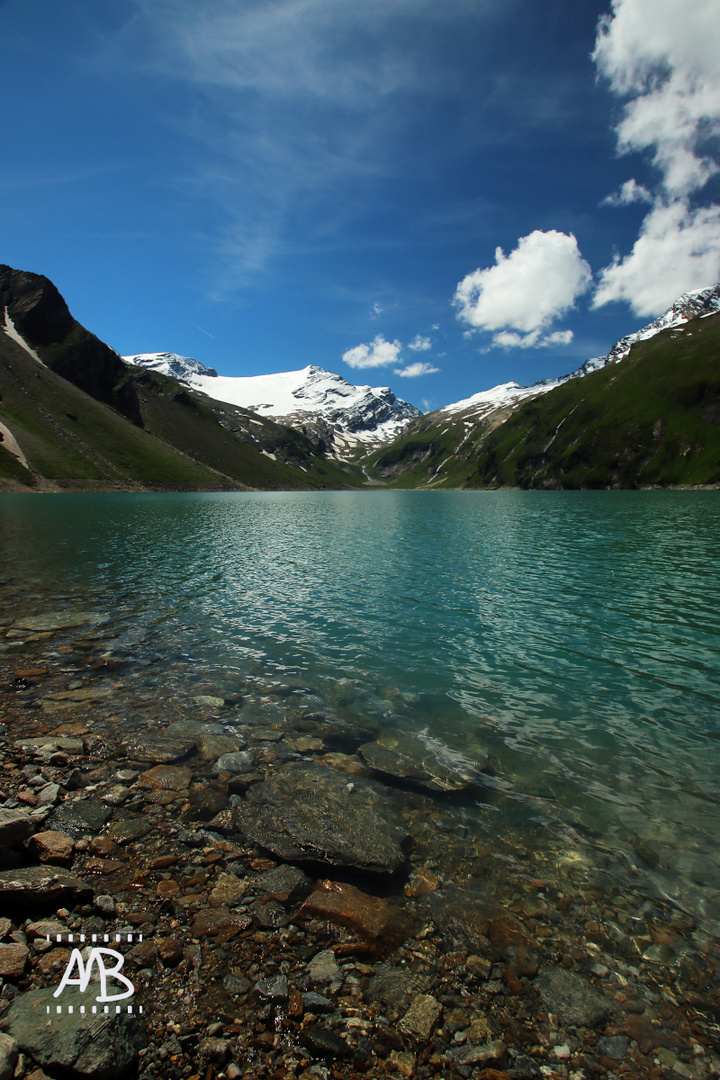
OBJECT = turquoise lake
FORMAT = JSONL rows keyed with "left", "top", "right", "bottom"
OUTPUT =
{"left": 1, "top": 490, "right": 719, "bottom": 938}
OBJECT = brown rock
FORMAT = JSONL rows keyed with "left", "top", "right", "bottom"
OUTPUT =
{"left": 28, "top": 831, "right": 74, "bottom": 867}
{"left": 156, "top": 880, "right": 180, "bottom": 899}
{"left": 404, "top": 867, "right": 440, "bottom": 898}
{"left": 129, "top": 939, "right": 158, "bottom": 967}
{"left": 209, "top": 872, "right": 247, "bottom": 907}
{"left": 36, "top": 947, "right": 71, "bottom": 976}
{"left": 191, "top": 908, "right": 252, "bottom": 942}
{"left": 487, "top": 915, "right": 532, "bottom": 953}
{"left": 157, "top": 937, "right": 184, "bottom": 966}
{"left": 476, "top": 1072, "right": 512, "bottom": 1080}
{"left": 0, "top": 943, "right": 28, "bottom": 978}
{"left": 301, "top": 880, "right": 411, "bottom": 951}
{"left": 88, "top": 835, "right": 117, "bottom": 856}
{"left": 389, "top": 1050, "right": 416, "bottom": 1077}
{"left": 288, "top": 988, "right": 304, "bottom": 1018}
{"left": 466, "top": 1017, "right": 493, "bottom": 1043}
{"left": 398, "top": 995, "right": 442, "bottom": 1040}
{"left": 149, "top": 855, "right": 179, "bottom": 870}
{"left": 137, "top": 765, "right": 192, "bottom": 791}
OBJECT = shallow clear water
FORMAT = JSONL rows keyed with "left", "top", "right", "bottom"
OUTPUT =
{"left": 2, "top": 490, "right": 720, "bottom": 931}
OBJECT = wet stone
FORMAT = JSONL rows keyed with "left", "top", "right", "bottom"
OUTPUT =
{"left": 358, "top": 732, "right": 479, "bottom": 792}
{"left": 250, "top": 863, "right": 309, "bottom": 902}
{"left": 0, "top": 986, "right": 144, "bottom": 1080}
{"left": 212, "top": 751, "right": 254, "bottom": 776}
{"left": 254, "top": 974, "right": 288, "bottom": 1000}
{"left": 300, "top": 1026, "right": 351, "bottom": 1060}
{"left": 597, "top": 1035, "right": 628, "bottom": 1060}
{"left": 223, "top": 973, "right": 251, "bottom": 996}
{"left": 121, "top": 734, "right": 194, "bottom": 764}
{"left": 49, "top": 799, "right": 112, "bottom": 838}
{"left": 196, "top": 732, "right": 245, "bottom": 761}
{"left": 137, "top": 764, "right": 192, "bottom": 791}
{"left": 209, "top": 872, "right": 248, "bottom": 907}
{"left": 0, "top": 810, "right": 34, "bottom": 849}
{"left": 27, "top": 831, "right": 74, "bottom": 866}
{"left": 0, "top": 944, "right": 28, "bottom": 978}
{"left": 251, "top": 900, "right": 289, "bottom": 929}
{"left": 301, "top": 880, "right": 411, "bottom": 951}
{"left": 398, "top": 994, "right": 443, "bottom": 1041}
{"left": 307, "top": 948, "right": 343, "bottom": 987}
{"left": 0, "top": 1032, "right": 18, "bottom": 1080}
{"left": 106, "top": 818, "right": 152, "bottom": 844}
{"left": 0, "top": 866, "right": 91, "bottom": 906}
{"left": 232, "top": 761, "right": 408, "bottom": 874}
{"left": 535, "top": 966, "right": 614, "bottom": 1028}
{"left": 164, "top": 719, "right": 224, "bottom": 740}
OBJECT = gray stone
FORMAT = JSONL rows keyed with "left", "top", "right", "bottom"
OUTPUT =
{"left": 223, "top": 973, "right": 251, "bottom": 996}
{"left": 0, "top": 810, "right": 34, "bottom": 850}
{"left": 164, "top": 720, "right": 224, "bottom": 740}
{"left": 250, "top": 863, "right": 309, "bottom": 902}
{"left": 0, "top": 1032, "right": 18, "bottom": 1080}
{"left": 254, "top": 975, "right": 288, "bottom": 1000}
{"left": 197, "top": 732, "right": 245, "bottom": 761}
{"left": 365, "top": 963, "right": 428, "bottom": 1011}
{"left": 0, "top": 866, "right": 91, "bottom": 905}
{"left": 301, "top": 991, "right": 333, "bottom": 1012}
{"left": 15, "top": 611, "right": 104, "bottom": 632}
{"left": 300, "top": 1026, "right": 350, "bottom": 1059}
{"left": 359, "top": 733, "right": 480, "bottom": 792}
{"left": 398, "top": 994, "right": 443, "bottom": 1040}
{"left": 597, "top": 1035, "right": 628, "bottom": 1060}
{"left": 121, "top": 733, "right": 194, "bottom": 764}
{"left": 535, "top": 966, "right": 613, "bottom": 1028}
{"left": 49, "top": 799, "right": 112, "bottom": 838}
{"left": 307, "top": 949, "right": 342, "bottom": 987}
{"left": 232, "top": 762, "right": 408, "bottom": 874}
{"left": 0, "top": 987, "right": 145, "bottom": 1079}
{"left": 95, "top": 895, "right": 117, "bottom": 917}
{"left": 446, "top": 1040, "right": 507, "bottom": 1069}
{"left": 36, "top": 784, "right": 60, "bottom": 807}
{"left": 212, "top": 751, "right": 254, "bottom": 776}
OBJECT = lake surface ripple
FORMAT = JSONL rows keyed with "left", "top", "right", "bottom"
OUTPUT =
{"left": 2, "top": 489, "right": 719, "bottom": 938}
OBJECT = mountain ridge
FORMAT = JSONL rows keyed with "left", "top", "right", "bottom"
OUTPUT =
{"left": 124, "top": 353, "right": 421, "bottom": 459}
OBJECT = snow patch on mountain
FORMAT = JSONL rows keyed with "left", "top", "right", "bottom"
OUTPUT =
{"left": 123, "top": 354, "right": 421, "bottom": 454}
{"left": 439, "top": 282, "right": 720, "bottom": 420}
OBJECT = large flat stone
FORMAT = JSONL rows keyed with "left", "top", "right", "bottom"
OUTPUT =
{"left": 232, "top": 762, "right": 408, "bottom": 874}
{"left": 0, "top": 867, "right": 92, "bottom": 906}
{"left": 0, "top": 987, "right": 145, "bottom": 1080}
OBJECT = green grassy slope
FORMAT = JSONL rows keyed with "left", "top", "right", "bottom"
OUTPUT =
{"left": 362, "top": 311, "right": 720, "bottom": 490}
{"left": 0, "top": 336, "right": 358, "bottom": 491}
{"left": 470, "top": 312, "right": 720, "bottom": 489}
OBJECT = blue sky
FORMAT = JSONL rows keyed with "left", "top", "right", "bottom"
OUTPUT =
{"left": 2, "top": 0, "right": 719, "bottom": 410}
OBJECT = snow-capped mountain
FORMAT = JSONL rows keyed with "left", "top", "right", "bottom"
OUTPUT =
{"left": 124, "top": 355, "right": 421, "bottom": 457}
{"left": 438, "top": 282, "right": 720, "bottom": 423}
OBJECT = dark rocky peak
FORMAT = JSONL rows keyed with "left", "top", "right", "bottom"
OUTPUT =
{"left": 0, "top": 264, "right": 140, "bottom": 424}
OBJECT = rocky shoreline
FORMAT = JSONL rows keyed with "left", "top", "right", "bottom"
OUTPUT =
{"left": 0, "top": 616, "right": 718, "bottom": 1080}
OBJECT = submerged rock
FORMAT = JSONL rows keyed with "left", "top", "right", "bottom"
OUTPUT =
{"left": 535, "top": 966, "right": 614, "bottom": 1028}
{"left": 232, "top": 762, "right": 408, "bottom": 873}
{"left": 359, "top": 732, "right": 481, "bottom": 792}
{"left": 301, "top": 880, "right": 411, "bottom": 951}
{"left": 0, "top": 987, "right": 145, "bottom": 1080}
{"left": 0, "top": 866, "right": 91, "bottom": 906}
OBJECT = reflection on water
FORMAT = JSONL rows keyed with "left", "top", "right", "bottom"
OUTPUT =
{"left": 1, "top": 489, "right": 720, "bottom": 932}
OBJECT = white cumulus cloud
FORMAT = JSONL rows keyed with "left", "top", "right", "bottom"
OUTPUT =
{"left": 593, "top": 0, "right": 720, "bottom": 199}
{"left": 593, "top": 0, "right": 720, "bottom": 314}
{"left": 394, "top": 361, "right": 440, "bottom": 378}
{"left": 408, "top": 334, "right": 432, "bottom": 351}
{"left": 593, "top": 201, "right": 720, "bottom": 315}
{"left": 342, "top": 335, "right": 402, "bottom": 369}
{"left": 453, "top": 230, "right": 591, "bottom": 347}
